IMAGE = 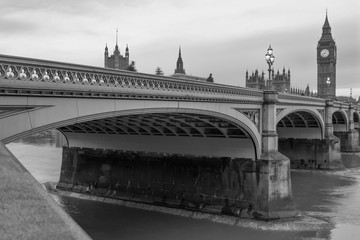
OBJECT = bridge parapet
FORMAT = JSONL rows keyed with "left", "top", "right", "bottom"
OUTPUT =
{"left": 0, "top": 54, "right": 262, "bottom": 103}
{"left": 278, "top": 92, "right": 325, "bottom": 107}
{"left": 333, "top": 100, "right": 355, "bottom": 110}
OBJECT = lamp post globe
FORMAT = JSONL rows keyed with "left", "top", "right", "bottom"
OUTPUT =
{"left": 270, "top": 55, "right": 275, "bottom": 63}
{"left": 265, "top": 45, "right": 275, "bottom": 90}
{"left": 265, "top": 53, "right": 270, "bottom": 61}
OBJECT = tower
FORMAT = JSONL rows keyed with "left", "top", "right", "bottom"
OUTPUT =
{"left": 174, "top": 47, "right": 186, "bottom": 74}
{"left": 104, "top": 29, "right": 130, "bottom": 70}
{"left": 317, "top": 12, "right": 337, "bottom": 99}
{"left": 114, "top": 29, "right": 120, "bottom": 69}
{"left": 104, "top": 44, "right": 109, "bottom": 68}
{"left": 125, "top": 44, "right": 129, "bottom": 60}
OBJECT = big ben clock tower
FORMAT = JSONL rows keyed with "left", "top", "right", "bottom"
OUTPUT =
{"left": 317, "top": 12, "right": 337, "bottom": 99}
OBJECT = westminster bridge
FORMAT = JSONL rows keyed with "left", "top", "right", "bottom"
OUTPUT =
{"left": 0, "top": 54, "right": 360, "bottom": 239}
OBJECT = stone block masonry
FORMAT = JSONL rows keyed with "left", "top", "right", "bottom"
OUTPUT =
{"left": 59, "top": 146, "right": 257, "bottom": 213}
{"left": 59, "top": 146, "right": 297, "bottom": 220}
{"left": 278, "top": 138, "right": 343, "bottom": 169}
{"left": 334, "top": 130, "right": 360, "bottom": 152}
{"left": 334, "top": 130, "right": 360, "bottom": 168}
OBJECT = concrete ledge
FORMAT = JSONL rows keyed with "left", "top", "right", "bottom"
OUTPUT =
{"left": 0, "top": 141, "right": 91, "bottom": 240}
{"left": 51, "top": 186, "right": 331, "bottom": 232}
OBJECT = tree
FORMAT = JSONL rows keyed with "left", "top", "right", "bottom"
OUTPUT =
{"left": 127, "top": 61, "right": 137, "bottom": 72}
{"left": 155, "top": 67, "right": 164, "bottom": 76}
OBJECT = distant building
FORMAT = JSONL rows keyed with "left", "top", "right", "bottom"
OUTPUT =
{"left": 104, "top": 31, "right": 130, "bottom": 70}
{"left": 272, "top": 68, "right": 291, "bottom": 93}
{"left": 245, "top": 68, "right": 291, "bottom": 93}
{"left": 245, "top": 70, "right": 265, "bottom": 90}
{"left": 171, "top": 47, "right": 213, "bottom": 82}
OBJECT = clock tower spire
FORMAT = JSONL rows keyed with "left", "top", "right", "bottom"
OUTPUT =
{"left": 317, "top": 11, "right": 337, "bottom": 99}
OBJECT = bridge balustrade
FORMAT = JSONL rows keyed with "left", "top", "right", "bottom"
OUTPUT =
{"left": 0, "top": 54, "right": 263, "bottom": 103}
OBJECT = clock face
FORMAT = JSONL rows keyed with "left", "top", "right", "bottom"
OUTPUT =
{"left": 320, "top": 49, "right": 329, "bottom": 58}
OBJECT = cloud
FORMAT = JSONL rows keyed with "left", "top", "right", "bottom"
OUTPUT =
{"left": 0, "top": 0, "right": 358, "bottom": 96}
{"left": 0, "top": 18, "right": 38, "bottom": 34}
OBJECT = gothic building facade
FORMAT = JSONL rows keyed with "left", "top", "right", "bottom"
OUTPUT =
{"left": 246, "top": 68, "right": 291, "bottom": 93}
{"left": 245, "top": 70, "right": 265, "bottom": 90}
{"left": 317, "top": 13, "right": 337, "bottom": 99}
{"left": 104, "top": 33, "right": 130, "bottom": 70}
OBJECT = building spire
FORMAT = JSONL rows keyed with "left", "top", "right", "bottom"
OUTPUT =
{"left": 319, "top": 10, "right": 333, "bottom": 41}
{"left": 116, "top": 28, "right": 118, "bottom": 46}
{"left": 125, "top": 43, "right": 129, "bottom": 58}
{"left": 322, "top": 11, "right": 331, "bottom": 31}
{"left": 174, "top": 46, "right": 185, "bottom": 74}
{"left": 114, "top": 28, "right": 119, "bottom": 53}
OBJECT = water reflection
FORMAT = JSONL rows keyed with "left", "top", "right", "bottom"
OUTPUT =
{"left": 292, "top": 170, "right": 360, "bottom": 240}
{"left": 14, "top": 130, "right": 58, "bottom": 146}
{"left": 7, "top": 130, "right": 63, "bottom": 184}
{"left": 5, "top": 130, "right": 360, "bottom": 240}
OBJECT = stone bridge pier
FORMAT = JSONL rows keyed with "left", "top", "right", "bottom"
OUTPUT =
{"left": 322, "top": 100, "right": 343, "bottom": 169}
{"left": 255, "top": 90, "right": 296, "bottom": 219}
{"left": 333, "top": 103, "right": 360, "bottom": 167}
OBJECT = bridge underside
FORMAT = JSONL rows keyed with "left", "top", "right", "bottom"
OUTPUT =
{"left": 332, "top": 111, "right": 347, "bottom": 132}
{"left": 277, "top": 111, "right": 322, "bottom": 139}
{"left": 58, "top": 112, "right": 256, "bottom": 159}
{"left": 277, "top": 110, "right": 344, "bottom": 169}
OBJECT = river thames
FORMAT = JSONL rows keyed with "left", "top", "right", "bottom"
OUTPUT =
{"left": 6, "top": 133, "right": 360, "bottom": 240}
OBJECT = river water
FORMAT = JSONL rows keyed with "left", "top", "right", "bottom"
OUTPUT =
{"left": 6, "top": 134, "right": 360, "bottom": 240}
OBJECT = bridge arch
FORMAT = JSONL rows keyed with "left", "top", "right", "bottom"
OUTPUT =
{"left": 332, "top": 110, "right": 348, "bottom": 132}
{"left": 58, "top": 108, "right": 260, "bottom": 160}
{"left": 276, "top": 108, "right": 325, "bottom": 140}
{"left": 1, "top": 100, "right": 261, "bottom": 159}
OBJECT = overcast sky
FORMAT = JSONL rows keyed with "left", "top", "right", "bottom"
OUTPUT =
{"left": 0, "top": 0, "right": 359, "bottom": 97}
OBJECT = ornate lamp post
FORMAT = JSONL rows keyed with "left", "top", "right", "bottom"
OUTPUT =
{"left": 326, "top": 76, "right": 331, "bottom": 99}
{"left": 265, "top": 45, "right": 275, "bottom": 90}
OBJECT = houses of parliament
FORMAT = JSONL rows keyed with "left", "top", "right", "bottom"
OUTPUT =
{"left": 104, "top": 13, "right": 339, "bottom": 101}
{"left": 104, "top": 31, "right": 130, "bottom": 70}
{"left": 246, "top": 13, "right": 338, "bottom": 100}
